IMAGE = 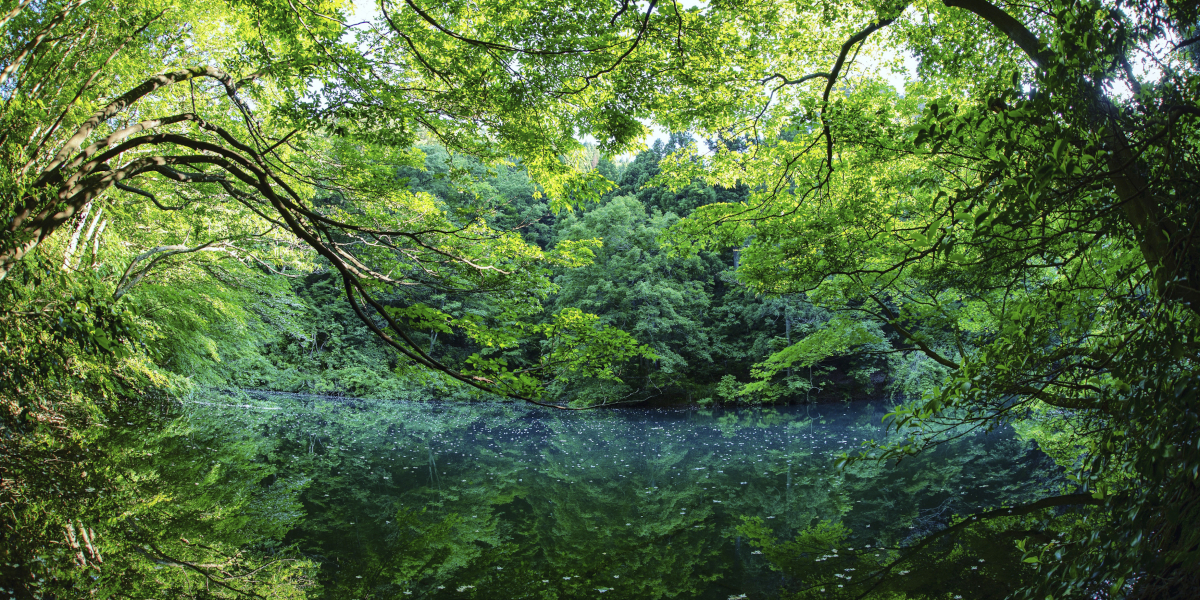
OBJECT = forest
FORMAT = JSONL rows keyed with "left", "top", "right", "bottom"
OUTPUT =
{"left": 1, "top": 0, "right": 1198, "bottom": 598}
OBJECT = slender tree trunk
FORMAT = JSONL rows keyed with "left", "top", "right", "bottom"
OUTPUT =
{"left": 72, "top": 207, "right": 103, "bottom": 269}
{"left": 784, "top": 304, "right": 792, "bottom": 378}
{"left": 90, "top": 218, "right": 107, "bottom": 265}
{"left": 60, "top": 202, "right": 92, "bottom": 269}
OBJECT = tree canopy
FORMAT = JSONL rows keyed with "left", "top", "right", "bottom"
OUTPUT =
{"left": 3, "top": 0, "right": 1199, "bottom": 598}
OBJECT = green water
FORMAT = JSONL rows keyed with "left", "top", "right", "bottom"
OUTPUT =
{"left": 193, "top": 395, "right": 1060, "bottom": 599}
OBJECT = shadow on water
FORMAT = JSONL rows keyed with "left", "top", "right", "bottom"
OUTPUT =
{"left": 201, "top": 395, "right": 1062, "bottom": 599}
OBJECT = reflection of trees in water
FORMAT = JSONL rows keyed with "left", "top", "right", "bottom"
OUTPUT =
{"left": 7, "top": 390, "right": 318, "bottom": 598}
{"left": 524, "top": 420, "right": 725, "bottom": 598}
{"left": 210, "top": 398, "right": 1060, "bottom": 599}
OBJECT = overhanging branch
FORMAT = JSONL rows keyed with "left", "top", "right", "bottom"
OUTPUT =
{"left": 941, "top": 0, "right": 1047, "bottom": 65}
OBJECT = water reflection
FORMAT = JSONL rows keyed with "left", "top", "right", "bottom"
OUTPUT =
{"left": 205, "top": 396, "right": 1061, "bottom": 599}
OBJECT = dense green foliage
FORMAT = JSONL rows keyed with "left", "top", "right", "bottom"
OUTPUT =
{"left": 3, "top": 0, "right": 1199, "bottom": 598}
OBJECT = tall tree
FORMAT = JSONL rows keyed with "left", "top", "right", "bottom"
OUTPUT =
{"left": 654, "top": 0, "right": 1200, "bottom": 597}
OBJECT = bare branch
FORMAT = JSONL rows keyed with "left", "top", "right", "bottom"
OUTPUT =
{"left": 114, "top": 182, "right": 185, "bottom": 211}
{"left": 0, "top": 0, "right": 34, "bottom": 31}
{"left": 870, "top": 295, "right": 961, "bottom": 369}
{"left": 398, "top": 0, "right": 607, "bottom": 56}
{"left": 821, "top": 18, "right": 897, "bottom": 104}
{"left": 761, "top": 72, "right": 830, "bottom": 87}
{"left": 0, "top": 1, "right": 76, "bottom": 89}
{"left": 22, "top": 10, "right": 164, "bottom": 178}
{"left": 1172, "top": 33, "right": 1200, "bottom": 51}
{"left": 941, "top": 0, "right": 1046, "bottom": 65}
{"left": 114, "top": 240, "right": 232, "bottom": 299}
{"left": 559, "top": 0, "right": 659, "bottom": 95}
{"left": 38, "top": 66, "right": 249, "bottom": 181}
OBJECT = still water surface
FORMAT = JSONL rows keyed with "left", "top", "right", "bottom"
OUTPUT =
{"left": 210, "top": 395, "right": 1060, "bottom": 599}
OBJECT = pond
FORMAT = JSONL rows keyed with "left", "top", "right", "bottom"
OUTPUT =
{"left": 187, "top": 395, "right": 1062, "bottom": 599}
